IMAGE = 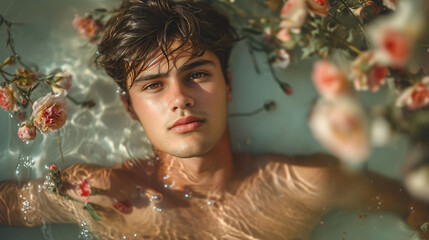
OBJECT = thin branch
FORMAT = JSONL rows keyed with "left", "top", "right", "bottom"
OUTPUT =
{"left": 228, "top": 107, "right": 265, "bottom": 118}
{"left": 57, "top": 131, "right": 64, "bottom": 164}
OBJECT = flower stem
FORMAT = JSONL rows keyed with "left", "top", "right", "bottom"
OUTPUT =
{"left": 228, "top": 107, "right": 265, "bottom": 118}
{"left": 57, "top": 130, "right": 64, "bottom": 164}
{"left": 307, "top": 21, "right": 362, "bottom": 55}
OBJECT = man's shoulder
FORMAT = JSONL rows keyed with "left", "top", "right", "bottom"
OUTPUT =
{"left": 235, "top": 152, "right": 339, "bottom": 170}
{"left": 234, "top": 152, "right": 341, "bottom": 188}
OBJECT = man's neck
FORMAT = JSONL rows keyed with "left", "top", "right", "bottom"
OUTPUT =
{"left": 156, "top": 130, "right": 234, "bottom": 196}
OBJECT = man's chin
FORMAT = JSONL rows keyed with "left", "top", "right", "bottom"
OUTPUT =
{"left": 168, "top": 144, "right": 214, "bottom": 158}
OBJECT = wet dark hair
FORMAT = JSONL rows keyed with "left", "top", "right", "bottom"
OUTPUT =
{"left": 95, "top": 0, "right": 239, "bottom": 92}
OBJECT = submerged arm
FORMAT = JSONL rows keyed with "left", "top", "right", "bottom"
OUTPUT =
{"left": 0, "top": 163, "right": 111, "bottom": 227}
{"left": 323, "top": 154, "right": 429, "bottom": 238}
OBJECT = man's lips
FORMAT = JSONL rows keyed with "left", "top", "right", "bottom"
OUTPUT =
{"left": 169, "top": 116, "right": 205, "bottom": 133}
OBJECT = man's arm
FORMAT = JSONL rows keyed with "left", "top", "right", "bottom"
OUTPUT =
{"left": 0, "top": 163, "right": 110, "bottom": 227}
{"left": 318, "top": 153, "right": 429, "bottom": 238}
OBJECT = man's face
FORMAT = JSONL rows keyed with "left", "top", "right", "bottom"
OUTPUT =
{"left": 127, "top": 44, "right": 231, "bottom": 158}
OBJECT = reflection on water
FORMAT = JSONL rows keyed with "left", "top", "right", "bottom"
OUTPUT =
{"left": 0, "top": 0, "right": 421, "bottom": 239}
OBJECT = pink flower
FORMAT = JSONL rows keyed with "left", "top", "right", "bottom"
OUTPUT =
{"left": 18, "top": 123, "right": 37, "bottom": 142}
{"left": 396, "top": 77, "right": 429, "bottom": 110}
{"left": 72, "top": 15, "right": 103, "bottom": 43}
{"left": 272, "top": 49, "right": 292, "bottom": 69}
{"left": 48, "top": 164, "right": 59, "bottom": 171}
{"left": 0, "top": 86, "right": 15, "bottom": 111}
{"left": 32, "top": 93, "right": 68, "bottom": 133}
{"left": 379, "top": 29, "right": 410, "bottom": 66}
{"left": 280, "top": 0, "right": 308, "bottom": 33}
{"left": 368, "top": 1, "right": 422, "bottom": 67}
{"left": 79, "top": 178, "right": 91, "bottom": 204}
{"left": 51, "top": 71, "right": 72, "bottom": 96}
{"left": 308, "top": 97, "right": 370, "bottom": 163}
{"left": 351, "top": 51, "right": 389, "bottom": 92}
{"left": 307, "top": 0, "right": 329, "bottom": 17}
{"left": 312, "top": 60, "right": 348, "bottom": 100}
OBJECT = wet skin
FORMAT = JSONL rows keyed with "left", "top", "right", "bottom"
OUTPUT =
{"left": 1, "top": 46, "right": 429, "bottom": 239}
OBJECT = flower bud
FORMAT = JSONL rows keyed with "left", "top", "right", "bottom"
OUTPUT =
{"left": 18, "top": 123, "right": 37, "bottom": 142}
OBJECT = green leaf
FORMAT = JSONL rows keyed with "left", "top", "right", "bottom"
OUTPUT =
{"left": 84, "top": 203, "right": 102, "bottom": 221}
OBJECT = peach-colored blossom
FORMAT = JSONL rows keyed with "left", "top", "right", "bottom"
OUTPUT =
{"left": 307, "top": 0, "right": 329, "bottom": 17}
{"left": 351, "top": 51, "right": 389, "bottom": 92}
{"left": 280, "top": 0, "right": 308, "bottom": 33}
{"left": 51, "top": 71, "right": 72, "bottom": 96}
{"left": 312, "top": 60, "right": 348, "bottom": 100}
{"left": 72, "top": 15, "right": 103, "bottom": 43}
{"left": 308, "top": 97, "right": 370, "bottom": 163}
{"left": 32, "top": 93, "right": 68, "bottom": 133}
{"left": 272, "top": 49, "right": 292, "bottom": 69}
{"left": 396, "top": 77, "right": 429, "bottom": 110}
{"left": 18, "top": 123, "right": 36, "bottom": 142}
{"left": 0, "top": 86, "right": 15, "bottom": 111}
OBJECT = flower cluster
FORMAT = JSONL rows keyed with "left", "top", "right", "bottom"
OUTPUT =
{"left": 204, "top": 0, "right": 428, "bottom": 165}
{"left": 0, "top": 15, "right": 95, "bottom": 148}
{"left": 0, "top": 66, "right": 71, "bottom": 142}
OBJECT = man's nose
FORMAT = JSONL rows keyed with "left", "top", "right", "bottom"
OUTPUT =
{"left": 168, "top": 81, "right": 194, "bottom": 112}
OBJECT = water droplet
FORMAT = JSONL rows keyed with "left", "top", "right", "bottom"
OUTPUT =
{"left": 163, "top": 175, "right": 170, "bottom": 180}
{"left": 152, "top": 206, "right": 162, "bottom": 212}
{"left": 150, "top": 193, "right": 162, "bottom": 202}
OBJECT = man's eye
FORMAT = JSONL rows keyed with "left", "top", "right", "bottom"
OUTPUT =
{"left": 189, "top": 72, "right": 207, "bottom": 81}
{"left": 143, "top": 82, "right": 162, "bottom": 91}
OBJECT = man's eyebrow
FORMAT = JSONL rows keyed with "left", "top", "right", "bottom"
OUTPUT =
{"left": 177, "top": 59, "right": 215, "bottom": 75}
{"left": 135, "top": 59, "right": 215, "bottom": 82}
{"left": 135, "top": 73, "right": 169, "bottom": 82}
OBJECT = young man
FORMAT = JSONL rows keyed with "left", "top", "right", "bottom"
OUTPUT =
{"left": 1, "top": 0, "right": 429, "bottom": 239}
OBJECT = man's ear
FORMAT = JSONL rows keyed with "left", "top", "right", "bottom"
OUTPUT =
{"left": 120, "top": 94, "right": 139, "bottom": 121}
{"left": 227, "top": 72, "right": 232, "bottom": 103}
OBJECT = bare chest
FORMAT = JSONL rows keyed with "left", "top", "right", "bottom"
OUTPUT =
{"left": 89, "top": 174, "right": 326, "bottom": 240}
